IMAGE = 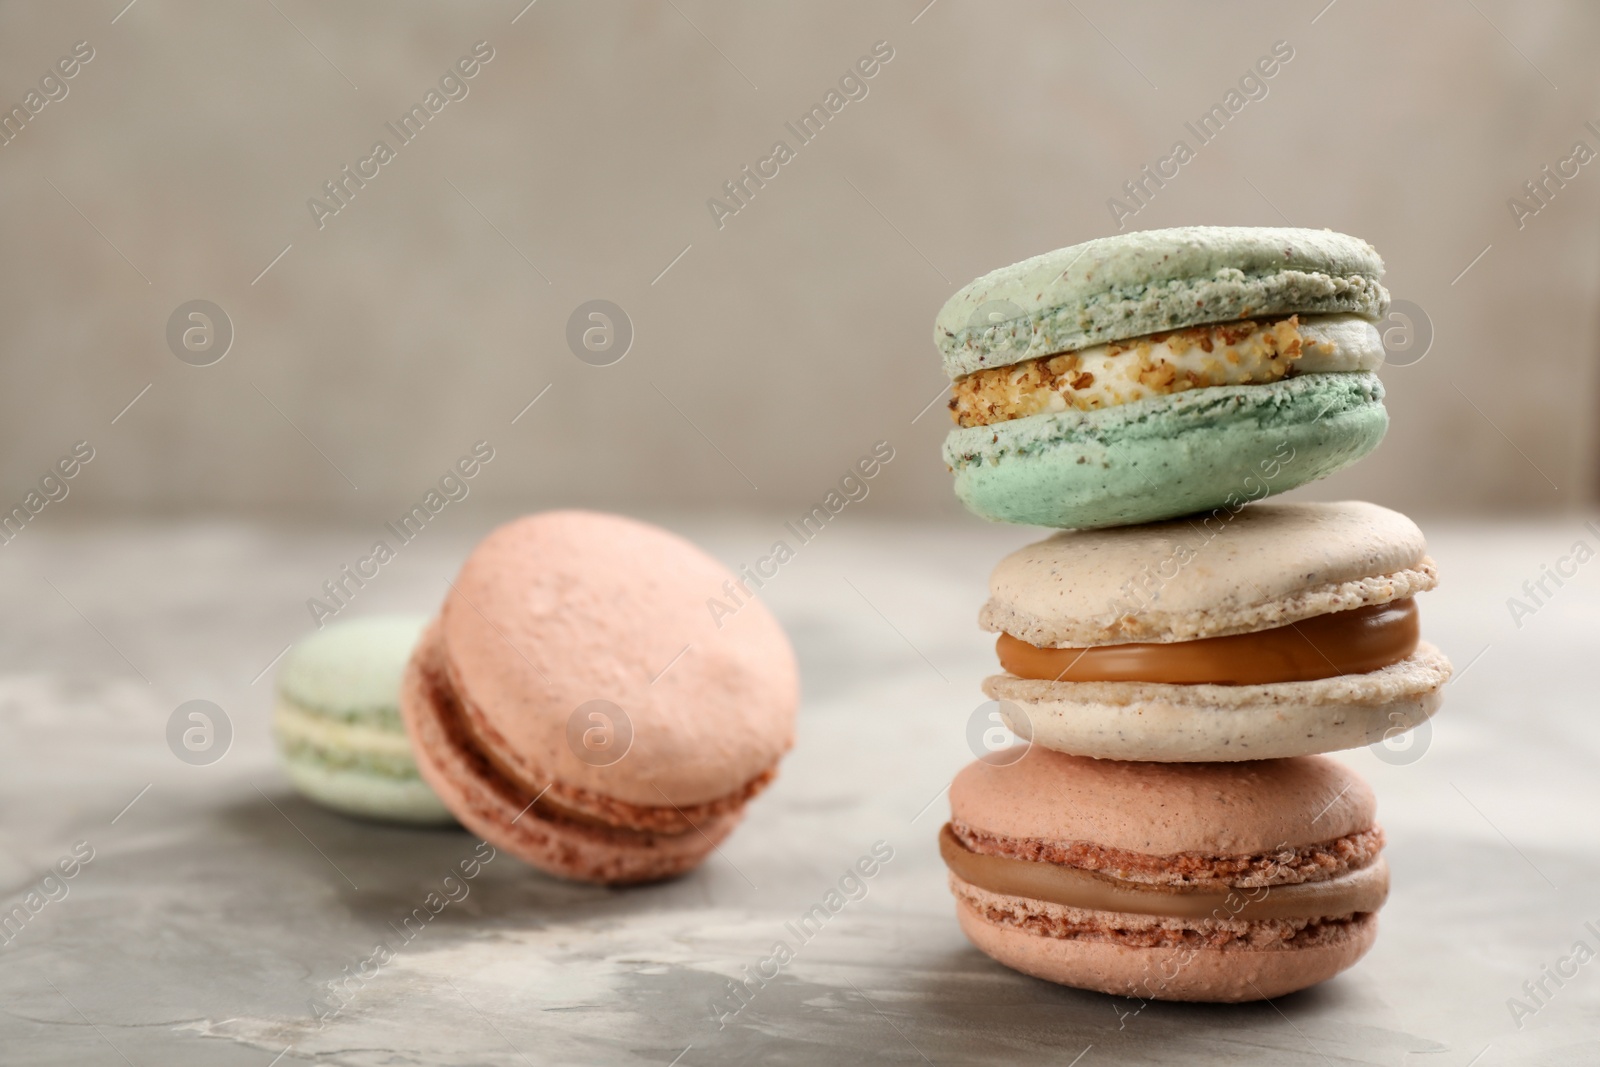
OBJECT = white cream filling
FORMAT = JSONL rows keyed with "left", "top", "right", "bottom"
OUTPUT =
{"left": 1035, "top": 314, "right": 1381, "bottom": 412}
{"left": 1296, "top": 314, "right": 1385, "bottom": 373}
{"left": 950, "top": 313, "right": 1385, "bottom": 426}
{"left": 272, "top": 700, "right": 418, "bottom": 760}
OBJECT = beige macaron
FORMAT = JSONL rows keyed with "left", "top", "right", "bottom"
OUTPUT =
{"left": 982, "top": 501, "right": 1451, "bottom": 761}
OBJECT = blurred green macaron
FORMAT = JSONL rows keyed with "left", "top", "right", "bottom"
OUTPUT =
{"left": 273, "top": 614, "right": 455, "bottom": 825}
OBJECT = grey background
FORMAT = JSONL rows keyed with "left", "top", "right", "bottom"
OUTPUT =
{"left": 0, "top": 0, "right": 1596, "bottom": 523}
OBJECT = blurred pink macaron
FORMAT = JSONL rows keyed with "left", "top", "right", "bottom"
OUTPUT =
{"left": 401, "top": 510, "right": 799, "bottom": 885}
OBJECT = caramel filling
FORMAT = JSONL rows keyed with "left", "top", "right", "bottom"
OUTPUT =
{"left": 998, "top": 598, "right": 1418, "bottom": 686}
{"left": 940, "top": 825, "right": 1388, "bottom": 921}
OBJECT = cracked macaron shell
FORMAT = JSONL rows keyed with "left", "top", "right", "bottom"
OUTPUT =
{"left": 935, "top": 226, "right": 1388, "bottom": 380}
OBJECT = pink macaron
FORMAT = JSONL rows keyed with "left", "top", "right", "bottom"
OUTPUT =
{"left": 401, "top": 510, "right": 798, "bottom": 885}
{"left": 942, "top": 747, "right": 1387, "bottom": 1002}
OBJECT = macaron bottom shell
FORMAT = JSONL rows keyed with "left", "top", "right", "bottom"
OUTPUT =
{"left": 953, "top": 887, "right": 1378, "bottom": 1003}
{"left": 401, "top": 623, "right": 743, "bottom": 886}
{"left": 277, "top": 749, "right": 457, "bottom": 826}
{"left": 987, "top": 641, "right": 1449, "bottom": 762}
{"left": 944, "top": 372, "right": 1387, "bottom": 530}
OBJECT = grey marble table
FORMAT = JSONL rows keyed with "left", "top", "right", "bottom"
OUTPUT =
{"left": 1, "top": 514, "right": 1597, "bottom": 1065}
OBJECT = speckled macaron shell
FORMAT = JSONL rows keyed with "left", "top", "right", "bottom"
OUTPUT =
{"left": 951, "top": 748, "right": 1376, "bottom": 854}
{"left": 986, "top": 642, "right": 1450, "bottom": 762}
{"left": 273, "top": 614, "right": 454, "bottom": 825}
{"left": 981, "top": 501, "right": 1436, "bottom": 648}
{"left": 440, "top": 510, "right": 799, "bottom": 810}
{"left": 945, "top": 372, "right": 1388, "bottom": 530}
{"left": 935, "top": 226, "right": 1387, "bottom": 380}
{"left": 402, "top": 621, "right": 733, "bottom": 884}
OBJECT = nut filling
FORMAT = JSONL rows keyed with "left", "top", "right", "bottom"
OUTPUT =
{"left": 950, "top": 316, "right": 1319, "bottom": 428}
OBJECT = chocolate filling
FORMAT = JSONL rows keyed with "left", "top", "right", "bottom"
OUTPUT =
{"left": 941, "top": 825, "right": 1387, "bottom": 921}
{"left": 957, "top": 880, "right": 1377, "bottom": 951}
{"left": 950, "top": 821, "right": 1383, "bottom": 888}
{"left": 997, "top": 599, "right": 1418, "bottom": 686}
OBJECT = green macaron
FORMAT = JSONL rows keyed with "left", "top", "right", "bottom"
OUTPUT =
{"left": 273, "top": 614, "right": 454, "bottom": 825}
{"left": 936, "top": 226, "right": 1391, "bottom": 529}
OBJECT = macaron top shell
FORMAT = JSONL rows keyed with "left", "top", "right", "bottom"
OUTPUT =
{"left": 441, "top": 510, "right": 798, "bottom": 808}
{"left": 951, "top": 747, "right": 1375, "bottom": 855}
{"left": 277, "top": 614, "right": 427, "bottom": 723}
{"left": 981, "top": 501, "right": 1436, "bottom": 647}
{"left": 935, "top": 226, "right": 1387, "bottom": 379}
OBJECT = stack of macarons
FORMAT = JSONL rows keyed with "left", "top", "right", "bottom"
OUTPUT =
{"left": 933, "top": 226, "right": 1452, "bottom": 1002}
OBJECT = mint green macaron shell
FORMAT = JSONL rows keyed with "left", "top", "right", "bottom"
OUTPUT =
{"left": 944, "top": 373, "right": 1387, "bottom": 530}
{"left": 277, "top": 614, "right": 427, "bottom": 728}
{"left": 936, "top": 227, "right": 1387, "bottom": 379}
